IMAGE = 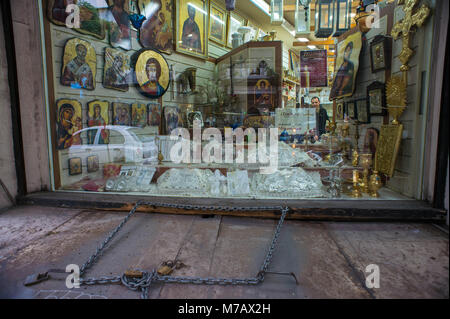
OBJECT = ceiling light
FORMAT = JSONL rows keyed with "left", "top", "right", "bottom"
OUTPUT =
{"left": 297, "top": 37, "right": 309, "bottom": 42}
{"left": 307, "top": 45, "right": 317, "bottom": 49}
{"left": 250, "top": 0, "right": 270, "bottom": 16}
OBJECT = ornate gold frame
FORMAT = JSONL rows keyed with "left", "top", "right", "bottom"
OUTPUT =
{"left": 375, "top": 124, "right": 404, "bottom": 177}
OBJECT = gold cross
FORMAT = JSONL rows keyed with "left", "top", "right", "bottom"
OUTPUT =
{"left": 391, "top": 0, "right": 431, "bottom": 74}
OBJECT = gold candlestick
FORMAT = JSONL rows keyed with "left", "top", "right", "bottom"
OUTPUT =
{"left": 351, "top": 170, "right": 362, "bottom": 198}
{"left": 352, "top": 149, "right": 359, "bottom": 167}
{"left": 360, "top": 153, "right": 372, "bottom": 193}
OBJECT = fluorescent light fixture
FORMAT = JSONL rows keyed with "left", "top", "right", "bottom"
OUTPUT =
{"left": 297, "top": 37, "right": 309, "bottom": 42}
{"left": 351, "top": 13, "right": 356, "bottom": 18}
{"left": 281, "top": 20, "right": 296, "bottom": 37}
{"left": 250, "top": 0, "right": 270, "bottom": 16}
{"left": 230, "top": 16, "right": 241, "bottom": 24}
{"left": 307, "top": 45, "right": 317, "bottom": 49}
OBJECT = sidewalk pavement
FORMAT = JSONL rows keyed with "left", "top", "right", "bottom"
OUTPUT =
{"left": 0, "top": 205, "right": 448, "bottom": 299}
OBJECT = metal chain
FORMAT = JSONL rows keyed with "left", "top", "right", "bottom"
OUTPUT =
{"left": 77, "top": 202, "right": 289, "bottom": 298}
{"left": 80, "top": 202, "right": 141, "bottom": 275}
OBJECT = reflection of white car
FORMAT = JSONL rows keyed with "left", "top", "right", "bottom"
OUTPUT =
{"left": 68, "top": 125, "right": 158, "bottom": 164}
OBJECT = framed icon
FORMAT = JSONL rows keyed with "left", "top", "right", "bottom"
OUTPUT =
{"left": 370, "top": 35, "right": 392, "bottom": 73}
{"left": 112, "top": 102, "right": 131, "bottom": 126}
{"left": 356, "top": 98, "right": 370, "bottom": 124}
{"left": 209, "top": 1, "right": 227, "bottom": 46}
{"left": 175, "top": 0, "right": 209, "bottom": 59}
{"left": 131, "top": 103, "right": 148, "bottom": 127}
{"left": 367, "top": 81, "right": 387, "bottom": 116}
{"left": 69, "top": 157, "right": 82, "bottom": 176}
{"left": 87, "top": 155, "right": 99, "bottom": 173}
{"left": 345, "top": 100, "right": 356, "bottom": 120}
{"left": 336, "top": 101, "right": 345, "bottom": 120}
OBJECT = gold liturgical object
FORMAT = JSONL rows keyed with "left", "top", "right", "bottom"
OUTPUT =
{"left": 375, "top": 0, "right": 431, "bottom": 178}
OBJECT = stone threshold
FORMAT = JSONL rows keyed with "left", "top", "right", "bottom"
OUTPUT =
{"left": 16, "top": 191, "right": 447, "bottom": 223}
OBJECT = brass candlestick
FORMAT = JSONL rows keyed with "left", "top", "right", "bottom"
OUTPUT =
{"left": 156, "top": 137, "right": 164, "bottom": 164}
{"left": 351, "top": 170, "right": 362, "bottom": 198}
{"left": 352, "top": 148, "right": 359, "bottom": 167}
{"left": 359, "top": 153, "right": 372, "bottom": 194}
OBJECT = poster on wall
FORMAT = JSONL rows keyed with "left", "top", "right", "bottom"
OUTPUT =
{"left": 300, "top": 50, "right": 328, "bottom": 88}
{"left": 139, "top": 0, "right": 174, "bottom": 54}
{"left": 103, "top": 48, "right": 131, "bottom": 92}
{"left": 56, "top": 99, "right": 83, "bottom": 150}
{"left": 329, "top": 32, "right": 363, "bottom": 100}
{"left": 133, "top": 49, "right": 170, "bottom": 99}
{"left": 61, "top": 38, "right": 97, "bottom": 91}
{"left": 176, "top": 0, "right": 209, "bottom": 59}
{"left": 106, "top": 0, "right": 132, "bottom": 50}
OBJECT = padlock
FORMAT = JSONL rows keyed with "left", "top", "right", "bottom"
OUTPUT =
{"left": 157, "top": 265, "right": 173, "bottom": 276}
{"left": 124, "top": 269, "right": 144, "bottom": 278}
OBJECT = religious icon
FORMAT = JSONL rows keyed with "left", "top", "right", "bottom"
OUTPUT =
{"left": 176, "top": 0, "right": 208, "bottom": 59}
{"left": 370, "top": 35, "right": 391, "bottom": 73}
{"left": 87, "top": 155, "right": 100, "bottom": 173}
{"left": 133, "top": 49, "right": 170, "bottom": 99}
{"left": 367, "top": 81, "right": 387, "bottom": 116}
{"left": 131, "top": 103, "right": 148, "bottom": 127}
{"left": 346, "top": 101, "right": 356, "bottom": 119}
{"left": 87, "top": 100, "right": 109, "bottom": 144}
{"left": 289, "top": 50, "right": 300, "bottom": 79}
{"left": 61, "top": 38, "right": 96, "bottom": 91}
{"left": 47, "top": 0, "right": 76, "bottom": 26}
{"left": 106, "top": 0, "right": 132, "bottom": 50}
{"left": 69, "top": 157, "right": 82, "bottom": 175}
{"left": 113, "top": 103, "right": 131, "bottom": 125}
{"left": 56, "top": 99, "right": 82, "bottom": 150}
{"left": 76, "top": 0, "right": 106, "bottom": 39}
{"left": 363, "top": 128, "right": 379, "bottom": 159}
{"left": 336, "top": 102, "right": 345, "bottom": 120}
{"left": 208, "top": 1, "right": 227, "bottom": 46}
{"left": 187, "top": 111, "right": 203, "bottom": 128}
{"left": 148, "top": 101, "right": 162, "bottom": 127}
{"left": 254, "top": 79, "right": 273, "bottom": 107}
{"left": 163, "top": 106, "right": 183, "bottom": 134}
{"left": 356, "top": 98, "right": 370, "bottom": 124}
{"left": 139, "top": 0, "right": 173, "bottom": 54}
{"left": 103, "top": 48, "right": 131, "bottom": 92}
{"left": 329, "top": 32, "right": 362, "bottom": 100}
